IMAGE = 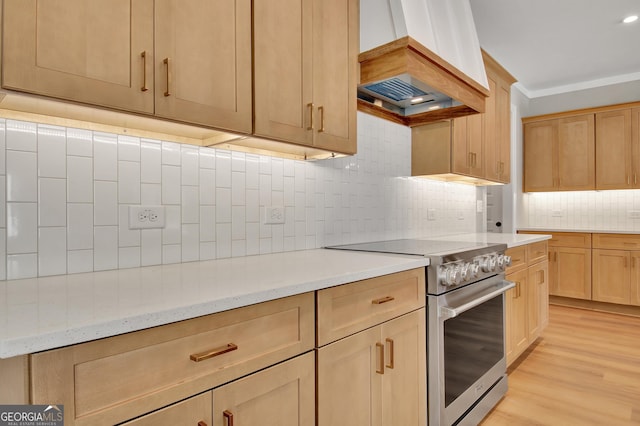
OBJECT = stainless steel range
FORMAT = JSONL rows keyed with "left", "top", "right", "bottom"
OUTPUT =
{"left": 326, "top": 239, "right": 514, "bottom": 426}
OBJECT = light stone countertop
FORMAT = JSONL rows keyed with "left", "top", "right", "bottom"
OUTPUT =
{"left": 0, "top": 249, "right": 428, "bottom": 359}
{"left": 431, "top": 232, "right": 552, "bottom": 248}
{"left": 517, "top": 228, "right": 640, "bottom": 235}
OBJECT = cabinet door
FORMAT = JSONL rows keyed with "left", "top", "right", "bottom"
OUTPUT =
{"left": 496, "top": 77, "right": 512, "bottom": 183}
{"left": 524, "top": 120, "right": 557, "bottom": 191}
{"left": 381, "top": 309, "right": 426, "bottom": 426}
{"left": 483, "top": 75, "right": 499, "bottom": 181}
{"left": 631, "top": 251, "right": 640, "bottom": 306}
{"left": 592, "top": 249, "right": 631, "bottom": 305}
{"left": 551, "top": 247, "right": 592, "bottom": 299}
{"left": 122, "top": 392, "right": 212, "bottom": 426}
{"left": 311, "top": 0, "right": 358, "bottom": 154}
{"left": 528, "top": 260, "right": 548, "bottom": 340}
{"left": 213, "top": 352, "right": 315, "bottom": 426}
{"left": 452, "top": 115, "right": 484, "bottom": 178}
{"left": 557, "top": 114, "right": 595, "bottom": 190}
{"left": 595, "top": 109, "right": 632, "bottom": 190}
{"left": 154, "top": 0, "right": 252, "bottom": 132}
{"left": 2, "top": 0, "right": 154, "bottom": 114}
{"left": 253, "top": 0, "right": 314, "bottom": 145}
{"left": 632, "top": 108, "right": 640, "bottom": 187}
{"left": 505, "top": 269, "right": 528, "bottom": 365}
{"left": 317, "top": 326, "right": 382, "bottom": 426}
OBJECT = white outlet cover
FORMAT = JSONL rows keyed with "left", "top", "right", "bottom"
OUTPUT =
{"left": 264, "top": 206, "right": 285, "bottom": 224}
{"left": 129, "top": 205, "right": 166, "bottom": 229}
{"left": 427, "top": 209, "right": 436, "bottom": 221}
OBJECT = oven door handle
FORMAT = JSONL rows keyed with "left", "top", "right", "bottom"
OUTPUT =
{"left": 439, "top": 280, "right": 515, "bottom": 320}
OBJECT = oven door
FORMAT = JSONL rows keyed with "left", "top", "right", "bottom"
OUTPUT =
{"left": 428, "top": 274, "right": 515, "bottom": 426}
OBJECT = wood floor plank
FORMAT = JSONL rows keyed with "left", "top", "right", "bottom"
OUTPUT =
{"left": 481, "top": 305, "right": 640, "bottom": 426}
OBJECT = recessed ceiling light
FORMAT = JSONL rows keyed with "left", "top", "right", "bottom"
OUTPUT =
{"left": 623, "top": 15, "right": 638, "bottom": 23}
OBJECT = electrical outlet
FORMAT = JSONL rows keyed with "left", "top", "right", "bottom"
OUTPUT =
{"left": 551, "top": 210, "right": 563, "bottom": 217}
{"left": 264, "top": 206, "right": 285, "bottom": 224}
{"left": 129, "top": 205, "right": 165, "bottom": 229}
{"left": 427, "top": 209, "right": 436, "bottom": 221}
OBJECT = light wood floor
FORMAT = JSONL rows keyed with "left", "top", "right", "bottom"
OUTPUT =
{"left": 481, "top": 304, "right": 640, "bottom": 426}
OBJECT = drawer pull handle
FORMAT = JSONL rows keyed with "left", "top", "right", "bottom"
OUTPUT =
{"left": 223, "top": 410, "right": 234, "bottom": 426}
{"left": 376, "top": 342, "right": 384, "bottom": 374}
{"left": 190, "top": 343, "right": 238, "bottom": 362}
{"left": 385, "top": 338, "right": 394, "bottom": 369}
{"left": 372, "top": 296, "right": 395, "bottom": 305}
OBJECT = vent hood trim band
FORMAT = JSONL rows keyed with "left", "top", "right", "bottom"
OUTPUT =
{"left": 357, "top": 36, "right": 490, "bottom": 127}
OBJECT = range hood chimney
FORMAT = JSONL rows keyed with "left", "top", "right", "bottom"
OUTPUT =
{"left": 359, "top": 0, "right": 490, "bottom": 126}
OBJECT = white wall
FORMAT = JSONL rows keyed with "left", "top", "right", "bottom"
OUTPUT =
{"left": 0, "top": 112, "right": 479, "bottom": 280}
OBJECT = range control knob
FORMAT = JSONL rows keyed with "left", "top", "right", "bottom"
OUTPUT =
{"left": 481, "top": 255, "right": 497, "bottom": 272}
{"left": 468, "top": 263, "right": 480, "bottom": 278}
{"left": 496, "top": 254, "right": 512, "bottom": 271}
{"left": 459, "top": 263, "right": 472, "bottom": 281}
{"left": 444, "top": 265, "right": 462, "bottom": 286}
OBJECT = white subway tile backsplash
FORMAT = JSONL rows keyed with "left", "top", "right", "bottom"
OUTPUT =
{"left": 39, "top": 178, "right": 66, "bottom": 227}
{"left": 93, "top": 132, "right": 118, "bottom": 181}
{"left": 0, "top": 230, "right": 6, "bottom": 280}
{"left": 67, "top": 203, "right": 93, "bottom": 250}
{"left": 118, "top": 135, "right": 141, "bottom": 162}
{"left": 7, "top": 150, "right": 37, "bottom": 202}
{"left": 94, "top": 181, "right": 118, "bottom": 226}
{"left": 141, "top": 139, "right": 162, "bottom": 183}
{"left": 7, "top": 253, "right": 38, "bottom": 280}
{"left": 0, "top": 120, "right": 6, "bottom": 175}
{"left": 6, "top": 120, "right": 37, "bottom": 152}
{"left": 7, "top": 202, "right": 37, "bottom": 254}
{"left": 94, "top": 226, "right": 118, "bottom": 271}
{"left": 0, "top": 112, "right": 484, "bottom": 280}
{"left": 0, "top": 176, "right": 6, "bottom": 227}
{"left": 38, "top": 227, "right": 67, "bottom": 276}
{"left": 37, "top": 125, "right": 66, "bottom": 178}
{"left": 67, "top": 156, "right": 93, "bottom": 203}
{"left": 162, "top": 165, "right": 181, "bottom": 205}
{"left": 66, "top": 128, "right": 93, "bottom": 157}
{"left": 67, "top": 249, "right": 93, "bottom": 274}
{"left": 181, "top": 146, "right": 199, "bottom": 185}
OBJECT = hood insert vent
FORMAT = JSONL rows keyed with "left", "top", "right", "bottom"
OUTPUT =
{"left": 357, "top": 37, "right": 490, "bottom": 127}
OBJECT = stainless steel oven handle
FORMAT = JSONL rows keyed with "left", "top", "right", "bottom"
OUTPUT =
{"left": 439, "top": 280, "right": 515, "bottom": 320}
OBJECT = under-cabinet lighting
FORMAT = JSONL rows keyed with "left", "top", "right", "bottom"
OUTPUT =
{"left": 623, "top": 15, "right": 638, "bottom": 23}
{"left": 411, "top": 97, "right": 424, "bottom": 104}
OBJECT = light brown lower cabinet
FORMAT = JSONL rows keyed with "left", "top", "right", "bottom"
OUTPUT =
{"left": 505, "top": 241, "right": 549, "bottom": 366}
{"left": 317, "top": 309, "right": 427, "bottom": 426}
{"left": 592, "top": 233, "right": 640, "bottom": 306}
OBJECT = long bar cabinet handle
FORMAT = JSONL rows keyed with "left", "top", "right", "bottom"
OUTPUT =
{"left": 376, "top": 342, "right": 384, "bottom": 374}
{"left": 307, "top": 103, "right": 314, "bottom": 130}
{"left": 223, "top": 410, "right": 234, "bottom": 426}
{"left": 163, "top": 58, "right": 171, "bottom": 97}
{"left": 372, "top": 296, "right": 395, "bottom": 305}
{"left": 140, "top": 51, "right": 148, "bottom": 92}
{"left": 385, "top": 338, "right": 394, "bottom": 369}
{"left": 190, "top": 343, "right": 238, "bottom": 362}
{"left": 318, "top": 106, "right": 325, "bottom": 132}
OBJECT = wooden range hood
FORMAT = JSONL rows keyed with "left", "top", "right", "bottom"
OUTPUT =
{"left": 357, "top": 36, "right": 490, "bottom": 127}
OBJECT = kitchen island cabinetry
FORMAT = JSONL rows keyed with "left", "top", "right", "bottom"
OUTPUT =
{"left": 253, "top": 0, "right": 358, "bottom": 154}
{"left": 505, "top": 241, "right": 549, "bottom": 365}
{"left": 523, "top": 114, "right": 595, "bottom": 192}
{"left": 2, "top": 0, "right": 253, "bottom": 133}
{"left": 316, "top": 268, "right": 426, "bottom": 426}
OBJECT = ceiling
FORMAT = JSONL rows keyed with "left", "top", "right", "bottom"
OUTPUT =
{"left": 469, "top": 0, "right": 640, "bottom": 98}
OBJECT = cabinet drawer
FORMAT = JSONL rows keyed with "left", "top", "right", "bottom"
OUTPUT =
{"left": 592, "top": 233, "right": 640, "bottom": 250}
{"left": 547, "top": 232, "right": 591, "bottom": 248}
{"left": 505, "top": 246, "right": 527, "bottom": 274}
{"left": 30, "top": 293, "right": 314, "bottom": 426}
{"left": 527, "top": 241, "right": 548, "bottom": 265}
{"left": 316, "top": 268, "right": 426, "bottom": 346}
{"left": 121, "top": 391, "right": 212, "bottom": 426}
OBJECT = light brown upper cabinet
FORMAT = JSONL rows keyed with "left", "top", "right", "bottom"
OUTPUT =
{"left": 2, "top": 0, "right": 253, "bottom": 133}
{"left": 523, "top": 114, "right": 595, "bottom": 192}
{"left": 2, "top": 0, "right": 155, "bottom": 114}
{"left": 595, "top": 109, "right": 633, "bottom": 189}
{"left": 253, "top": 0, "right": 358, "bottom": 155}
{"left": 411, "top": 51, "right": 515, "bottom": 185}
